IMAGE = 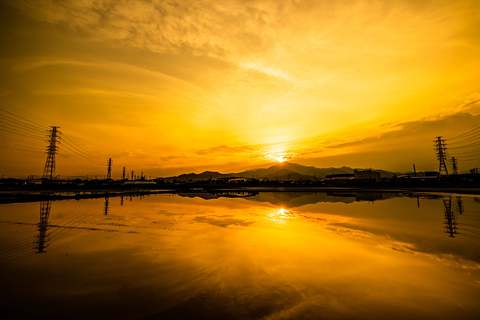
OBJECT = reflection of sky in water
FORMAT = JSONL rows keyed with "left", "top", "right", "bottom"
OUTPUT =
{"left": 0, "top": 192, "right": 479, "bottom": 319}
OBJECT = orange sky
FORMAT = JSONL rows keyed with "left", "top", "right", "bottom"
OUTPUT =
{"left": 0, "top": 0, "right": 479, "bottom": 177}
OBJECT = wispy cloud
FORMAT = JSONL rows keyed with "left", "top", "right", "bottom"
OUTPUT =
{"left": 240, "top": 61, "right": 295, "bottom": 82}
{"left": 32, "top": 87, "right": 161, "bottom": 101}
{"left": 195, "top": 144, "right": 259, "bottom": 156}
{"left": 9, "top": 0, "right": 278, "bottom": 61}
{"left": 12, "top": 57, "right": 203, "bottom": 92}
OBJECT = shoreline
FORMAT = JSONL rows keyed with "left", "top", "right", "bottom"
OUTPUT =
{"left": 1, "top": 186, "right": 479, "bottom": 204}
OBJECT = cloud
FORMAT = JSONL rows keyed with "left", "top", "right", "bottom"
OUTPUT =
{"left": 12, "top": 57, "right": 202, "bottom": 92}
{"left": 188, "top": 99, "right": 480, "bottom": 172}
{"left": 195, "top": 144, "right": 259, "bottom": 156}
{"left": 32, "top": 88, "right": 163, "bottom": 101}
{"left": 302, "top": 94, "right": 480, "bottom": 153}
{"left": 9, "top": 0, "right": 278, "bottom": 60}
{"left": 2, "top": 0, "right": 480, "bottom": 176}
{"left": 240, "top": 61, "right": 295, "bottom": 82}
{"left": 298, "top": 109, "right": 480, "bottom": 171}
{"left": 11, "top": 0, "right": 478, "bottom": 64}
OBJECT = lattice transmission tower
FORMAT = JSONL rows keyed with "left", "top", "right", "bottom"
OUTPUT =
{"left": 43, "top": 126, "right": 60, "bottom": 180}
{"left": 434, "top": 136, "right": 449, "bottom": 176}
{"left": 451, "top": 156, "right": 458, "bottom": 175}
{"left": 106, "top": 158, "right": 112, "bottom": 180}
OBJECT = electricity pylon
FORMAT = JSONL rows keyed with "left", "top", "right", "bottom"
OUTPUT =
{"left": 451, "top": 156, "right": 458, "bottom": 175}
{"left": 434, "top": 136, "right": 448, "bottom": 176}
{"left": 43, "top": 126, "right": 59, "bottom": 180}
{"left": 106, "top": 158, "right": 112, "bottom": 180}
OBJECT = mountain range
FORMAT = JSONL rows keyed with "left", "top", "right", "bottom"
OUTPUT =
{"left": 163, "top": 163, "right": 394, "bottom": 182}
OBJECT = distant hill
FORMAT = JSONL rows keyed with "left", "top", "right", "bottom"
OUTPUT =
{"left": 236, "top": 163, "right": 354, "bottom": 180}
{"left": 173, "top": 171, "right": 228, "bottom": 182}
{"left": 163, "top": 163, "right": 393, "bottom": 182}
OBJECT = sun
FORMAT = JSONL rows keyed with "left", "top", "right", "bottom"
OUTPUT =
{"left": 269, "top": 153, "right": 287, "bottom": 163}
{"left": 265, "top": 145, "right": 291, "bottom": 163}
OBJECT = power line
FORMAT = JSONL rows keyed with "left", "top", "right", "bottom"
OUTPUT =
{"left": 59, "top": 136, "right": 92, "bottom": 158}
{"left": 448, "top": 125, "right": 480, "bottom": 141}
{"left": 0, "top": 127, "right": 46, "bottom": 141}
{"left": 59, "top": 143, "right": 91, "bottom": 161}
{"left": 0, "top": 108, "right": 48, "bottom": 130}
{"left": 0, "top": 109, "right": 47, "bottom": 131}
{"left": 2, "top": 109, "right": 103, "bottom": 172}
{"left": 0, "top": 120, "right": 47, "bottom": 138}
{"left": 449, "top": 135, "right": 480, "bottom": 147}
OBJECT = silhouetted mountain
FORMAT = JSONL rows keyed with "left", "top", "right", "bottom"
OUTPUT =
{"left": 173, "top": 171, "right": 227, "bottom": 182}
{"left": 235, "top": 163, "right": 354, "bottom": 180}
{"left": 163, "top": 163, "right": 389, "bottom": 182}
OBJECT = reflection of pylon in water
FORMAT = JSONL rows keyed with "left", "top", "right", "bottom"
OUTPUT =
{"left": 35, "top": 201, "right": 52, "bottom": 253}
{"left": 442, "top": 198, "right": 457, "bottom": 238}
{"left": 104, "top": 196, "right": 109, "bottom": 215}
{"left": 456, "top": 196, "right": 464, "bottom": 215}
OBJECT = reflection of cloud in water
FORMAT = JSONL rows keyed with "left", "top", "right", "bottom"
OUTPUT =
{"left": 156, "top": 209, "right": 183, "bottom": 216}
{"left": 194, "top": 216, "right": 254, "bottom": 228}
{"left": 146, "top": 284, "right": 303, "bottom": 320}
{"left": 325, "top": 220, "right": 480, "bottom": 268}
{"left": 326, "top": 222, "right": 376, "bottom": 240}
{"left": 2, "top": 193, "right": 480, "bottom": 318}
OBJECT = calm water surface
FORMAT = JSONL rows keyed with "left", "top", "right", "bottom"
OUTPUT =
{"left": 0, "top": 192, "right": 479, "bottom": 319}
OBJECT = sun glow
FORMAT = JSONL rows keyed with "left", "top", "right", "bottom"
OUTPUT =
{"left": 269, "top": 153, "right": 288, "bottom": 163}
{"left": 265, "top": 145, "right": 291, "bottom": 163}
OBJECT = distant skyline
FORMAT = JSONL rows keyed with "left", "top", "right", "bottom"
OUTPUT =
{"left": 1, "top": 0, "right": 479, "bottom": 177}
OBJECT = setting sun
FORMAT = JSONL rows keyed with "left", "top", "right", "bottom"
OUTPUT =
{"left": 268, "top": 153, "right": 288, "bottom": 163}
{"left": 265, "top": 145, "right": 291, "bottom": 163}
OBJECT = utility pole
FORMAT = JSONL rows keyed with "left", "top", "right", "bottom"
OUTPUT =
{"left": 122, "top": 166, "right": 126, "bottom": 180}
{"left": 434, "top": 136, "right": 449, "bottom": 176}
{"left": 451, "top": 156, "right": 458, "bottom": 175}
{"left": 43, "top": 126, "right": 60, "bottom": 180}
{"left": 106, "top": 158, "right": 112, "bottom": 180}
{"left": 412, "top": 163, "right": 417, "bottom": 177}
{"left": 131, "top": 170, "right": 134, "bottom": 181}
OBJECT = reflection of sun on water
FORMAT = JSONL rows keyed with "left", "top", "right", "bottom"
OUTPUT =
{"left": 268, "top": 208, "right": 294, "bottom": 224}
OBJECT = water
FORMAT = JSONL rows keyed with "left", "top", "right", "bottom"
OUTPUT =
{"left": 0, "top": 192, "right": 479, "bottom": 319}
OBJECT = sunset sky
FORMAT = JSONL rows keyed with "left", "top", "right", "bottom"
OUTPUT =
{"left": 1, "top": 0, "right": 479, "bottom": 177}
